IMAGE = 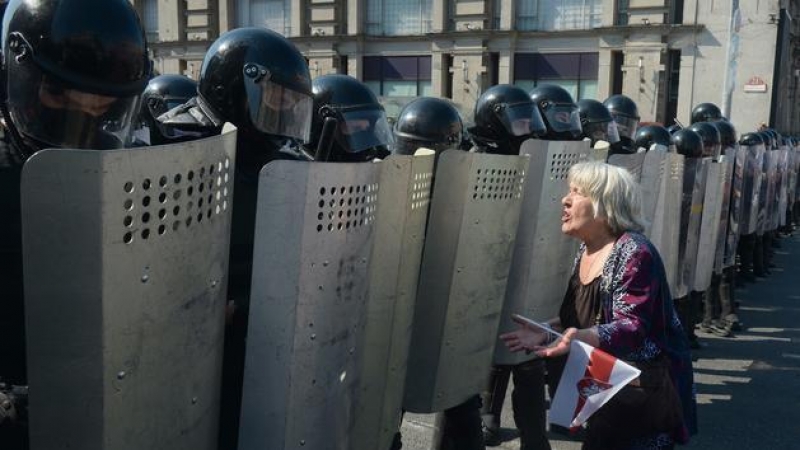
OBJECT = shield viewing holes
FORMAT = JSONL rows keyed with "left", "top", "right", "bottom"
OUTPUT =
{"left": 471, "top": 166, "right": 525, "bottom": 201}
{"left": 549, "top": 151, "right": 584, "bottom": 180}
{"left": 411, "top": 170, "right": 433, "bottom": 210}
{"left": 670, "top": 158, "right": 684, "bottom": 181}
{"left": 121, "top": 157, "right": 232, "bottom": 244}
{"left": 316, "top": 183, "right": 379, "bottom": 233}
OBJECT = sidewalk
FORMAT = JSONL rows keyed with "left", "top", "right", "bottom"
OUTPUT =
{"left": 399, "top": 232, "right": 800, "bottom": 450}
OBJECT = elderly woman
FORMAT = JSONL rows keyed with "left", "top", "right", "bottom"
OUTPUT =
{"left": 501, "top": 161, "right": 695, "bottom": 450}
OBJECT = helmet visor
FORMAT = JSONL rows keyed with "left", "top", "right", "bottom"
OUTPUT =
{"left": 336, "top": 108, "right": 395, "bottom": 153}
{"left": 9, "top": 74, "right": 137, "bottom": 149}
{"left": 543, "top": 105, "right": 581, "bottom": 133}
{"left": 245, "top": 67, "right": 313, "bottom": 142}
{"left": 393, "top": 137, "right": 459, "bottom": 156}
{"left": 498, "top": 103, "right": 546, "bottom": 137}
{"left": 583, "top": 120, "right": 620, "bottom": 144}
{"left": 612, "top": 115, "right": 639, "bottom": 139}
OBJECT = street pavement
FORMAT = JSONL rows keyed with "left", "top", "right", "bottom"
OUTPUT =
{"left": 398, "top": 232, "right": 800, "bottom": 450}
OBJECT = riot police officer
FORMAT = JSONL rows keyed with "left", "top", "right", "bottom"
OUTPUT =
{"left": 0, "top": 0, "right": 150, "bottom": 447}
{"left": 688, "top": 122, "right": 722, "bottom": 159}
{"left": 576, "top": 98, "right": 620, "bottom": 147}
{"left": 690, "top": 102, "right": 723, "bottom": 124}
{"left": 469, "top": 84, "right": 550, "bottom": 450}
{"left": 389, "top": 97, "right": 487, "bottom": 450}
{"left": 528, "top": 84, "right": 582, "bottom": 141}
{"left": 603, "top": 94, "right": 640, "bottom": 155}
{"left": 136, "top": 74, "right": 199, "bottom": 145}
{"left": 737, "top": 132, "right": 766, "bottom": 284}
{"left": 468, "top": 84, "right": 546, "bottom": 155}
{"left": 634, "top": 124, "right": 672, "bottom": 152}
{"left": 307, "top": 74, "right": 393, "bottom": 162}
{"left": 160, "top": 27, "right": 314, "bottom": 449}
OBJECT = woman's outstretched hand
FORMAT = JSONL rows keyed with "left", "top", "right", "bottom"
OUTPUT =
{"left": 499, "top": 315, "right": 576, "bottom": 357}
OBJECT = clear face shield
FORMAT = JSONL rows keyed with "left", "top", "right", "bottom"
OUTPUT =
{"left": 243, "top": 63, "right": 313, "bottom": 142}
{"left": 335, "top": 108, "right": 395, "bottom": 153}
{"left": 542, "top": 104, "right": 582, "bottom": 134}
{"left": 496, "top": 103, "right": 546, "bottom": 137}
{"left": 583, "top": 120, "right": 621, "bottom": 144}
{"left": 8, "top": 73, "right": 139, "bottom": 149}
{"left": 611, "top": 114, "right": 639, "bottom": 140}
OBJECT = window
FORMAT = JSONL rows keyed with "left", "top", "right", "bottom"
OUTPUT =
{"left": 366, "top": 0, "right": 432, "bottom": 36}
{"left": 516, "top": 0, "right": 603, "bottom": 31}
{"left": 143, "top": 0, "right": 159, "bottom": 42}
{"left": 363, "top": 56, "right": 432, "bottom": 97}
{"left": 616, "top": 0, "right": 629, "bottom": 25}
{"left": 236, "top": 0, "right": 291, "bottom": 36}
{"left": 514, "top": 53, "right": 599, "bottom": 100}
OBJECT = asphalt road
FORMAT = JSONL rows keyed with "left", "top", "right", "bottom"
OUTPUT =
{"left": 399, "top": 232, "right": 800, "bottom": 450}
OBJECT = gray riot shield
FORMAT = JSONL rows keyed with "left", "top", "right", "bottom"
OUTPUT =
{"left": 757, "top": 150, "right": 773, "bottom": 234}
{"left": 676, "top": 159, "right": 707, "bottom": 298}
{"left": 493, "top": 140, "right": 590, "bottom": 366}
{"left": 778, "top": 148, "right": 789, "bottom": 227}
{"left": 237, "top": 160, "right": 383, "bottom": 450}
{"left": 22, "top": 126, "right": 237, "bottom": 450}
{"left": 352, "top": 151, "right": 436, "bottom": 450}
{"left": 741, "top": 145, "right": 765, "bottom": 235}
{"left": 693, "top": 161, "right": 724, "bottom": 291}
{"left": 712, "top": 150, "right": 734, "bottom": 274}
{"left": 608, "top": 151, "right": 683, "bottom": 295}
{"left": 721, "top": 146, "right": 746, "bottom": 269}
{"left": 788, "top": 147, "right": 797, "bottom": 207}
{"left": 403, "top": 151, "right": 528, "bottom": 413}
{"left": 763, "top": 151, "right": 779, "bottom": 233}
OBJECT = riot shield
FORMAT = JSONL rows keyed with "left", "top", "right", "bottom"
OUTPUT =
{"left": 712, "top": 150, "right": 734, "bottom": 274}
{"left": 22, "top": 126, "right": 237, "bottom": 450}
{"left": 237, "top": 160, "right": 383, "bottom": 450}
{"left": 757, "top": 150, "right": 773, "bottom": 234}
{"left": 608, "top": 151, "right": 683, "bottom": 294}
{"left": 352, "top": 151, "right": 436, "bottom": 450}
{"left": 403, "top": 151, "right": 528, "bottom": 413}
{"left": 778, "top": 148, "right": 789, "bottom": 227}
{"left": 693, "top": 161, "right": 724, "bottom": 291}
{"left": 722, "top": 146, "right": 746, "bottom": 269}
{"left": 763, "top": 151, "right": 779, "bottom": 232}
{"left": 676, "top": 159, "right": 707, "bottom": 298}
{"left": 741, "top": 145, "right": 765, "bottom": 235}
{"left": 493, "top": 140, "right": 590, "bottom": 366}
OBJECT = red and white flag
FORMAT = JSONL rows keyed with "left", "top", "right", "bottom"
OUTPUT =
{"left": 549, "top": 340, "right": 641, "bottom": 429}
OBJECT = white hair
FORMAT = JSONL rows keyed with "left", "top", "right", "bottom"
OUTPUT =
{"left": 567, "top": 161, "right": 646, "bottom": 235}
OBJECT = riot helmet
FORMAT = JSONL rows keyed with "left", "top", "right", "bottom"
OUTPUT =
{"left": 1, "top": 0, "right": 149, "bottom": 156}
{"left": 633, "top": 125, "right": 671, "bottom": 151}
{"left": 667, "top": 124, "right": 682, "bottom": 134}
{"left": 576, "top": 99, "right": 620, "bottom": 145}
{"left": 528, "top": 84, "right": 582, "bottom": 140}
{"left": 198, "top": 27, "right": 312, "bottom": 143}
{"left": 690, "top": 102, "right": 723, "bottom": 124}
{"left": 138, "top": 74, "right": 197, "bottom": 145}
{"left": 687, "top": 122, "right": 721, "bottom": 158}
{"left": 738, "top": 132, "right": 764, "bottom": 147}
{"left": 470, "top": 84, "right": 546, "bottom": 155}
{"left": 711, "top": 120, "right": 737, "bottom": 149}
{"left": 602, "top": 94, "right": 640, "bottom": 140}
{"left": 393, "top": 97, "right": 463, "bottom": 156}
{"left": 309, "top": 74, "right": 393, "bottom": 162}
{"left": 671, "top": 128, "right": 704, "bottom": 158}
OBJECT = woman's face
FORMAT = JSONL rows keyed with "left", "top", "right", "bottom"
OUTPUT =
{"left": 561, "top": 183, "right": 602, "bottom": 239}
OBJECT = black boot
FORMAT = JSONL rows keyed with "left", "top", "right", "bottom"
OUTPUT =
{"left": 737, "top": 234, "right": 755, "bottom": 283}
{"left": 511, "top": 360, "right": 551, "bottom": 450}
{"left": 438, "top": 395, "right": 486, "bottom": 450}
{"left": 481, "top": 365, "right": 510, "bottom": 446}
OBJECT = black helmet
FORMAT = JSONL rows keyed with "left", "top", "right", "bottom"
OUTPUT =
{"left": 139, "top": 74, "right": 197, "bottom": 144}
{"left": 1, "top": 0, "right": 149, "bottom": 155}
{"left": 393, "top": 97, "right": 463, "bottom": 156}
{"left": 470, "top": 84, "right": 546, "bottom": 155}
{"left": 687, "top": 122, "right": 721, "bottom": 158}
{"left": 739, "top": 132, "right": 764, "bottom": 147}
{"left": 671, "top": 129, "right": 704, "bottom": 158}
{"left": 667, "top": 124, "right": 682, "bottom": 134}
{"left": 309, "top": 74, "right": 393, "bottom": 162}
{"left": 634, "top": 125, "right": 671, "bottom": 151}
{"left": 690, "top": 102, "right": 723, "bottom": 124}
{"left": 711, "top": 120, "right": 737, "bottom": 148}
{"left": 758, "top": 131, "right": 774, "bottom": 150}
{"left": 198, "top": 27, "right": 312, "bottom": 142}
{"left": 603, "top": 94, "right": 640, "bottom": 140}
{"left": 528, "top": 84, "right": 582, "bottom": 140}
{"left": 576, "top": 99, "right": 620, "bottom": 145}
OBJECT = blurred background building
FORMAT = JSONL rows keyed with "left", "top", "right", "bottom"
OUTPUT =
{"left": 132, "top": 0, "right": 800, "bottom": 132}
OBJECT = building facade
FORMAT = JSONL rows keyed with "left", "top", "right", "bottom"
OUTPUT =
{"left": 133, "top": 0, "right": 800, "bottom": 133}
